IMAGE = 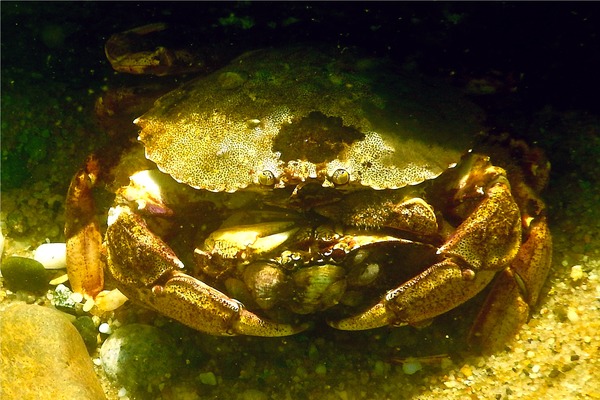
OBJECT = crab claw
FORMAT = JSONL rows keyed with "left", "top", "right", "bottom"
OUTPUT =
{"left": 329, "top": 171, "right": 522, "bottom": 331}
{"left": 328, "top": 258, "right": 497, "bottom": 330}
{"left": 106, "top": 205, "right": 306, "bottom": 336}
{"left": 141, "top": 271, "right": 308, "bottom": 336}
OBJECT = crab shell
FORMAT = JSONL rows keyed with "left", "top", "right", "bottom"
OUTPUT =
{"left": 134, "top": 47, "right": 484, "bottom": 193}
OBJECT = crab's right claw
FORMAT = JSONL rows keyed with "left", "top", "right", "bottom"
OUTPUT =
{"left": 329, "top": 171, "right": 522, "bottom": 331}
{"left": 105, "top": 205, "right": 306, "bottom": 337}
{"left": 146, "top": 272, "right": 308, "bottom": 336}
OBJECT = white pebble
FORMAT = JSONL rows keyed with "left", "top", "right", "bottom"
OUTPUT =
{"left": 570, "top": 265, "right": 584, "bottom": 281}
{"left": 70, "top": 292, "right": 84, "bottom": 303}
{"left": 99, "top": 323, "right": 112, "bottom": 334}
{"left": 526, "top": 350, "right": 536, "bottom": 359}
{"left": 82, "top": 297, "right": 95, "bottom": 313}
{"left": 34, "top": 243, "right": 67, "bottom": 270}
{"left": 567, "top": 307, "right": 580, "bottom": 322}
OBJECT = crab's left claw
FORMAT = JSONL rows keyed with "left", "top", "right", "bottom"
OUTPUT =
{"left": 105, "top": 205, "right": 306, "bottom": 337}
{"left": 329, "top": 168, "right": 523, "bottom": 332}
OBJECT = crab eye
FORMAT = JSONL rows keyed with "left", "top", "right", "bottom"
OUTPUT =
{"left": 331, "top": 169, "right": 350, "bottom": 186}
{"left": 258, "top": 170, "right": 276, "bottom": 186}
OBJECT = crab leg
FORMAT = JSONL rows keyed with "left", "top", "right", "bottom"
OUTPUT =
{"left": 65, "top": 156, "right": 104, "bottom": 298}
{"left": 105, "top": 205, "right": 306, "bottom": 336}
{"left": 329, "top": 174, "right": 522, "bottom": 330}
{"left": 468, "top": 215, "right": 552, "bottom": 351}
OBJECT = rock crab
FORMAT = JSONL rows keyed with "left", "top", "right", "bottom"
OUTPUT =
{"left": 66, "top": 46, "right": 552, "bottom": 350}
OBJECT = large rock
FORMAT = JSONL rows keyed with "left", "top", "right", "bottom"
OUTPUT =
{"left": 0, "top": 302, "right": 106, "bottom": 400}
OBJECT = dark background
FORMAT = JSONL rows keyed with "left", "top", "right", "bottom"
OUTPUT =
{"left": 3, "top": 2, "right": 599, "bottom": 110}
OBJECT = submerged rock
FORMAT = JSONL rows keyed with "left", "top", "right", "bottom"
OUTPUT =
{"left": 0, "top": 302, "right": 106, "bottom": 400}
{"left": 100, "top": 323, "right": 180, "bottom": 393}
{"left": 1, "top": 256, "right": 50, "bottom": 293}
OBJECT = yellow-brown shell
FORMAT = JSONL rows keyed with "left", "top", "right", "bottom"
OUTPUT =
{"left": 135, "top": 47, "right": 484, "bottom": 192}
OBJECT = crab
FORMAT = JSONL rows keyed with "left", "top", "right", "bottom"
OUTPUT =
{"left": 66, "top": 46, "right": 552, "bottom": 350}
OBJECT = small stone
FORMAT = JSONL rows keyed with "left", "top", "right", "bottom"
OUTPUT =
{"left": 570, "top": 265, "right": 584, "bottom": 281}
{"left": 373, "top": 360, "right": 388, "bottom": 376}
{"left": 1, "top": 256, "right": 50, "bottom": 293}
{"left": 0, "top": 303, "right": 105, "bottom": 400}
{"left": 238, "top": 388, "right": 269, "bottom": 400}
{"left": 6, "top": 210, "right": 29, "bottom": 235}
{"left": 34, "top": 242, "right": 67, "bottom": 269}
{"left": 100, "top": 324, "right": 180, "bottom": 393}
{"left": 99, "top": 322, "right": 112, "bottom": 334}
{"left": 73, "top": 315, "right": 99, "bottom": 353}
{"left": 198, "top": 371, "right": 218, "bottom": 386}
{"left": 50, "top": 283, "right": 78, "bottom": 313}
{"left": 402, "top": 358, "right": 423, "bottom": 375}
{"left": 460, "top": 364, "right": 473, "bottom": 378}
{"left": 548, "top": 368, "right": 561, "bottom": 378}
{"left": 315, "top": 363, "right": 327, "bottom": 375}
{"left": 567, "top": 307, "right": 580, "bottom": 322}
{"left": 443, "top": 379, "right": 459, "bottom": 388}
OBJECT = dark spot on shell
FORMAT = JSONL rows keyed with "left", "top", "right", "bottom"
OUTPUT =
{"left": 273, "top": 111, "right": 365, "bottom": 163}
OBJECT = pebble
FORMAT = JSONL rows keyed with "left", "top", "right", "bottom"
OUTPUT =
{"left": 315, "top": 364, "right": 327, "bottom": 375}
{"left": 99, "top": 322, "right": 112, "bottom": 334}
{"left": 100, "top": 323, "right": 181, "bottom": 393}
{"left": 570, "top": 265, "right": 584, "bottom": 281}
{"left": 198, "top": 371, "right": 218, "bottom": 386}
{"left": 402, "top": 358, "right": 423, "bottom": 375}
{"left": 34, "top": 242, "right": 67, "bottom": 269}
{"left": 567, "top": 307, "right": 580, "bottom": 322}
{"left": 460, "top": 364, "right": 473, "bottom": 378}
{"left": 0, "top": 302, "right": 106, "bottom": 399}
{"left": 73, "top": 315, "right": 99, "bottom": 353}
{"left": 238, "top": 388, "right": 269, "bottom": 400}
{"left": 1, "top": 256, "right": 50, "bottom": 293}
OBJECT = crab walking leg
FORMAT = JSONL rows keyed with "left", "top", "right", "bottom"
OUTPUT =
{"left": 65, "top": 156, "right": 104, "bottom": 298}
{"left": 105, "top": 206, "right": 305, "bottom": 337}
{"left": 469, "top": 216, "right": 552, "bottom": 351}
{"left": 330, "top": 176, "right": 522, "bottom": 330}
